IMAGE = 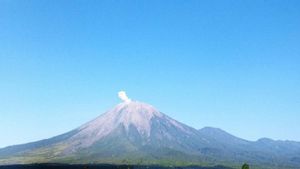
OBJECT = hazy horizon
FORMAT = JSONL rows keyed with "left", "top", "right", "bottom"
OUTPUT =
{"left": 0, "top": 0, "right": 300, "bottom": 148}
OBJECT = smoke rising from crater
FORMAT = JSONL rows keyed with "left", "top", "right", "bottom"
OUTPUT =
{"left": 118, "top": 91, "right": 131, "bottom": 102}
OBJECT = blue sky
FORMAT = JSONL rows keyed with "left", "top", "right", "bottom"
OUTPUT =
{"left": 0, "top": 0, "right": 300, "bottom": 148}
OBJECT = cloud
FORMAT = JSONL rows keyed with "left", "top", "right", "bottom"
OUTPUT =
{"left": 118, "top": 91, "right": 131, "bottom": 102}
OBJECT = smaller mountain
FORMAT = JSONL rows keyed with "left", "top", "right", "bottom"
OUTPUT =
{"left": 198, "top": 127, "right": 250, "bottom": 147}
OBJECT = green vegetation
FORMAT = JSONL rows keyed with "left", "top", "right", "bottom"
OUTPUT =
{"left": 242, "top": 163, "right": 249, "bottom": 169}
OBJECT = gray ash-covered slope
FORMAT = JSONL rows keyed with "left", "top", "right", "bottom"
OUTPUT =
{"left": 61, "top": 101, "right": 211, "bottom": 163}
{"left": 0, "top": 101, "right": 209, "bottom": 165}
{"left": 0, "top": 101, "right": 300, "bottom": 168}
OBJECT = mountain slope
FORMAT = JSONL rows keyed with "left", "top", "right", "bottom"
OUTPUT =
{"left": 198, "top": 127, "right": 300, "bottom": 168}
{"left": 0, "top": 101, "right": 210, "bottom": 165}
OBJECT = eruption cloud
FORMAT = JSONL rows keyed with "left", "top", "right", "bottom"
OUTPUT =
{"left": 118, "top": 91, "right": 131, "bottom": 103}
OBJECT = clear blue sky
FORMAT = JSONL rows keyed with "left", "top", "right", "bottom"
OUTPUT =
{"left": 0, "top": 0, "right": 300, "bottom": 148}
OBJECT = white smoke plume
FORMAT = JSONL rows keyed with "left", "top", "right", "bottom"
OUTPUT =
{"left": 118, "top": 91, "right": 131, "bottom": 103}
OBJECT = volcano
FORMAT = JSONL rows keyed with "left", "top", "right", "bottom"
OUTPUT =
{"left": 0, "top": 97, "right": 300, "bottom": 168}
{"left": 0, "top": 101, "right": 208, "bottom": 165}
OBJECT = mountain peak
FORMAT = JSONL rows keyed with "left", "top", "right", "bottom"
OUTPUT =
{"left": 112, "top": 101, "right": 163, "bottom": 132}
{"left": 68, "top": 101, "right": 163, "bottom": 148}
